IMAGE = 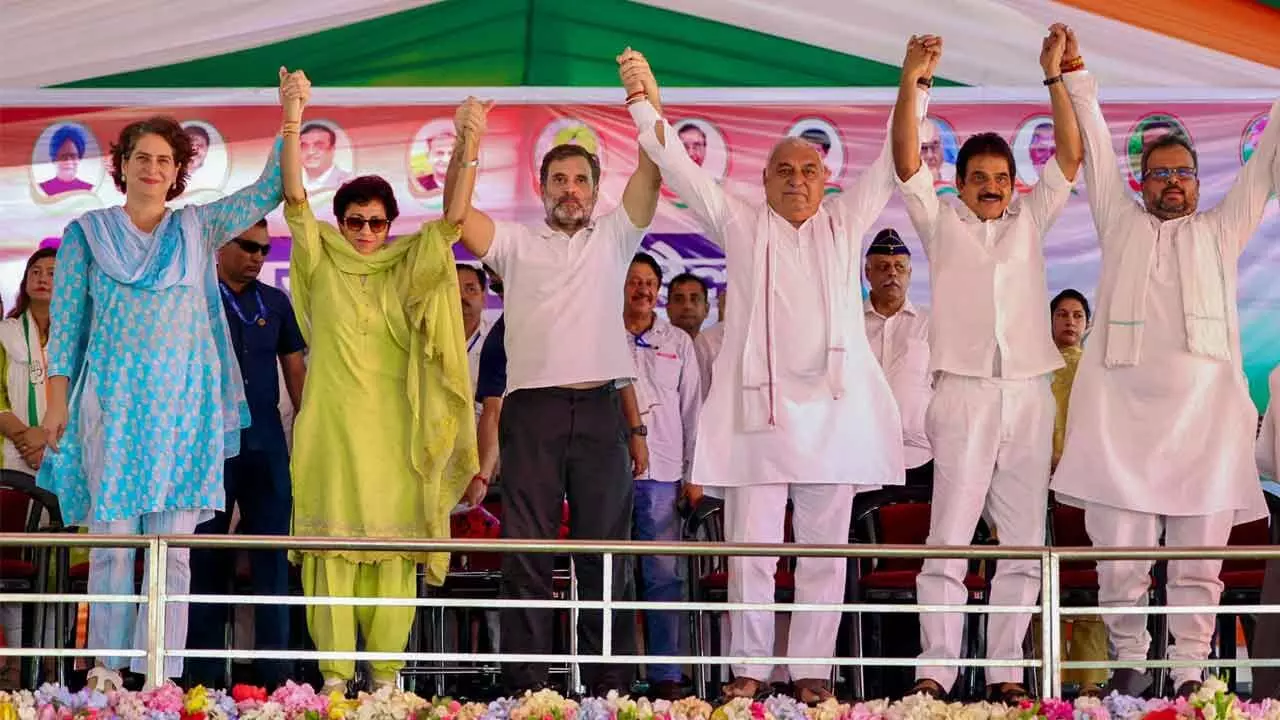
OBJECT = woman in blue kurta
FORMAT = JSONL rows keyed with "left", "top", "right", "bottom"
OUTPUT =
{"left": 37, "top": 69, "right": 308, "bottom": 690}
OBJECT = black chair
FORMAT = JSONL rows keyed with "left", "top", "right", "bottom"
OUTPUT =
{"left": 0, "top": 469, "right": 64, "bottom": 688}
{"left": 843, "top": 485, "right": 992, "bottom": 700}
{"left": 683, "top": 497, "right": 796, "bottom": 698}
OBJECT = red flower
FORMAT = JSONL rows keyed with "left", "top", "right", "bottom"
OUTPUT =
{"left": 1145, "top": 708, "right": 1179, "bottom": 720}
{"left": 180, "top": 711, "right": 207, "bottom": 720}
{"left": 232, "top": 686, "right": 269, "bottom": 704}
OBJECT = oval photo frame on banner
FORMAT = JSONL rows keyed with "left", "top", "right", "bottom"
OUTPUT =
{"left": 1242, "top": 112, "right": 1269, "bottom": 165}
{"left": 1125, "top": 112, "right": 1192, "bottom": 192}
{"left": 786, "top": 116, "right": 845, "bottom": 194}
{"left": 407, "top": 117, "right": 458, "bottom": 211}
{"left": 29, "top": 121, "right": 105, "bottom": 212}
{"left": 299, "top": 119, "right": 356, "bottom": 212}
{"left": 1011, "top": 114, "right": 1056, "bottom": 192}
{"left": 922, "top": 115, "right": 959, "bottom": 195}
{"left": 178, "top": 120, "right": 231, "bottom": 205}
{"left": 532, "top": 117, "right": 604, "bottom": 195}
{"left": 665, "top": 118, "right": 729, "bottom": 207}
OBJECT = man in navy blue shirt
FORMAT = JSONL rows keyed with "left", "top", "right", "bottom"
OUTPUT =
{"left": 186, "top": 219, "right": 306, "bottom": 689}
{"left": 474, "top": 265, "right": 506, "bottom": 492}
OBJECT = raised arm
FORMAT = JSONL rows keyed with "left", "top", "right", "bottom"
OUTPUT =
{"left": 1205, "top": 99, "right": 1280, "bottom": 256}
{"left": 617, "top": 48, "right": 664, "bottom": 229}
{"left": 194, "top": 68, "right": 305, "bottom": 251}
{"left": 1060, "top": 29, "right": 1141, "bottom": 245}
{"left": 1042, "top": 25, "right": 1082, "bottom": 182}
{"left": 444, "top": 97, "right": 497, "bottom": 259}
{"left": 281, "top": 67, "right": 310, "bottom": 208}
{"left": 890, "top": 36, "right": 944, "bottom": 254}
{"left": 624, "top": 55, "right": 749, "bottom": 251}
{"left": 1021, "top": 24, "right": 1081, "bottom": 233}
{"left": 892, "top": 35, "right": 941, "bottom": 182}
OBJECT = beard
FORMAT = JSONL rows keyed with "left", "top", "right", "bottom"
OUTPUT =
{"left": 544, "top": 195, "right": 592, "bottom": 232}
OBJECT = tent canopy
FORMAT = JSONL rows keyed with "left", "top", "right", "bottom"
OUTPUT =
{"left": 2, "top": 0, "right": 1276, "bottom": 89}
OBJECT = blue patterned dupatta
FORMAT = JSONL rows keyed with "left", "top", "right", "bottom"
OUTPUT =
{"left": 72, "top": 206, "right": 251, "bottom": 458}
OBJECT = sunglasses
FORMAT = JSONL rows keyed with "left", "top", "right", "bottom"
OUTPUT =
{"left": 1145, "top": 167, "right": 1197, "bottom": 182}
{"left": 233, "top": 238, "right": 271, "bottom": 256}
{"left": 343, "top": 216, "right": 390, "bottom": 233}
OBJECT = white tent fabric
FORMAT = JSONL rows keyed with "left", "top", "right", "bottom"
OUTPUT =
{"left": 0, "top": 0, "right": 441, "bottom": 87}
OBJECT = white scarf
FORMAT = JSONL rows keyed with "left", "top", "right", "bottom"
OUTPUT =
{"left": 1104, "top": 215, "right": 1231, "bottom": 368}
{"left": 740, "top": 207, "right": 850, "bottom": 432}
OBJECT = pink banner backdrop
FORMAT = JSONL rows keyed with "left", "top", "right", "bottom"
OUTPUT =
{"left": 0, "top": 98, "right": 1276, "bottom": 406}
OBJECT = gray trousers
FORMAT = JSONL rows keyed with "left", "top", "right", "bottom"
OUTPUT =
{"left": 498, "top": 385, "right": 637, "bottom": 692}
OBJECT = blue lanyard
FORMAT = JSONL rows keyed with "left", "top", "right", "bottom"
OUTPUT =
{"left": 219, "top": 282, "right": 268, "bottom": 327}
{"left": 632, "top": 330, "right": 656, "bottom": 350}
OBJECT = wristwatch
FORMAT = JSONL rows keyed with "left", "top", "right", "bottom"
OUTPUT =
{"left": 630, "top": 424, "right": 648, "bottom": 437}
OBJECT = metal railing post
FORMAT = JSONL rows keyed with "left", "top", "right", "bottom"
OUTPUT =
{"left": 601, "top": 552, "right": 613, "bottom": 663}
{"left": 1038, "top": 550, "right": 1054, "bottom": 699}
{"left": 145, "top": 536, "right": 169, "bottom": 688}
{"left": 569, "top": 559, "right": 581, "bottom": 695}
{"left": 1046, "top": 551, "right": 1063, "bottom": 699}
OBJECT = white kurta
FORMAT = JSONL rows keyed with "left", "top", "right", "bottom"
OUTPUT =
{"left": 1053, "top": 71, "right": 1279, "bottom": 523}
{"left": 634, "top": 105, "right": 916, "bottom": 490}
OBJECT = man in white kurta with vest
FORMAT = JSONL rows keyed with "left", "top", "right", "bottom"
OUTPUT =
{"left": 1053, "top": 26, "right": 1279, "bottom": 698}
{"left": 894, "top": 27, "right": 1082, "bottom": 704}
{"left": 621, "top": 45, "right": 930, "bottom": 703}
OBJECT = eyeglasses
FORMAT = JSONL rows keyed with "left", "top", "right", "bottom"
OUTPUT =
{"left": 1145, "top": 167, "right": 1197, "bottom": 182}
{"left": 343, "top": 216, "right": 389, "bottom": 233}
{"left": 233, "top": 238, "right": 270, "bottom": 256}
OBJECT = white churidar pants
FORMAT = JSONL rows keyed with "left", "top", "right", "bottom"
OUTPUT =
{"left": 1084, "top": 503, "right": 1233, "bottom": 688}
{"left": 916, "top": 373, "right": 1054, "bottom": 689}
{"left": 724, "top": 482, "right": 856, "bottom": 682}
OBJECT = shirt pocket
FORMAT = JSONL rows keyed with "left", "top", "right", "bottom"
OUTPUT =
{"left": 653, "top": 351, "right": 683, "bottom": 393}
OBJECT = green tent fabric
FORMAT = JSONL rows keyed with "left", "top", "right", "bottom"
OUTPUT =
{"left": 60, "top": 0, "right": 963, "bottom": 88}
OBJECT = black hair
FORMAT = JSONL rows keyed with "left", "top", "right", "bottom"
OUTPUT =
{"left": 456, "top": 263, "right": 487, "bottom": 291}
{"left": 668, "top": 272, "right": 709, "bottom": 299}
{"left": 956, "top": 132, "right": 1016, "bottom": 184}
{"left": 1051, "top": 288, "right": 1092, "bottom": 321}
{"left": 333, "top": 175, "right": 401, "bottom": 223}
{"left": 630, "top": 252, "right": 663, "bottom": 284}
{"left": 539, "top": 144, "right": 601, "bottom": 188}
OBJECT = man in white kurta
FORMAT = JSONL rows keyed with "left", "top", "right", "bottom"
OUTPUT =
{"left": 1254, "top": 367, "right": 1280, "bottom": 700}
{"left": 893, "top": 29, "right": 1082, "bottom": 702}
{"left": 863, "top": 229, "right": 933, "bottom": 487}
{"left": 1053, "top": 31, "right": 1279, "bottom": 695}
{"left": 624, "top": 50, "right": 924, "bottom": 702}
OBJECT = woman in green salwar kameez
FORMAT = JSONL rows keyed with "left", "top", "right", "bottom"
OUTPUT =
{"left": 280, "top": 82, "right": 479, "bottom": 694}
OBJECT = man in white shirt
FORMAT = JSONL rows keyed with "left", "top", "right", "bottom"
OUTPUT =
{"left": 863, "top": 228, "right": 932, "bottom": 487}
{"left": 892, "top": 28, "right": 1082, "bottom": 703}
{"left": 1054, "top": 27, "right": 1279, "bottom": 698}
{"left": 623, "top": 44, "right": 926, "bottom": 703}
{"left": 624, "top": 252, "right": 703, "bottom": 699}
{"left": 445, "top": 55, "right": 660, "bottom": 695}
{"left": 665, "top": 272, "right": 710, "bottom": 339}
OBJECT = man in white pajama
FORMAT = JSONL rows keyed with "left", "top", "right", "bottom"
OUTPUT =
{"left": 1053, "top": 28, "right": 1280, "bottom": 698}
{"left": 620, "top": 46, "right": 926, "bottom": 703}
{"left": 893, "top": 28, "right": 1082, "bottom": 703}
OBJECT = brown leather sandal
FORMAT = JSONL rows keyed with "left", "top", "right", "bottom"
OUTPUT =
{"left": 792, "top": 678, "right": 836, "bottom": 705}
{"left": 908, "top": 678, "right": 946, "bottom": 699}
{"left": 721, "top": 676, "right": 766, "bottom": 701}
{"left": 987, "top": 682, "right": 1030, "bottom": 704}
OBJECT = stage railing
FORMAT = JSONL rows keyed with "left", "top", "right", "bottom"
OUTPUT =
{"left": 0, "top": 533, "right": 1278, "bottom": 699}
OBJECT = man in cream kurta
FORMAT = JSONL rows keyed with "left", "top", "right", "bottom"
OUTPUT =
{"left": 1254, "top": 368, "right": 1280, "bottom": 700}
{"left": 1053, "top": 28, "right": 1279, "bottom": 696}
{"left": 893, "top": 28, "right": 1081, "bottom": 702}
{"left": 623, "top": 49, "right": 925, "bottom": 702}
